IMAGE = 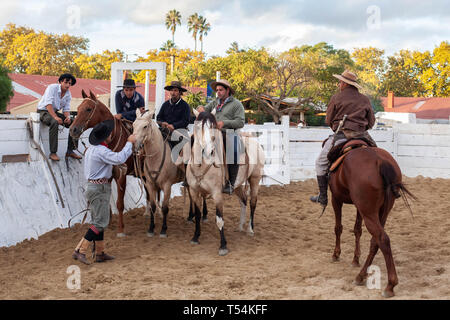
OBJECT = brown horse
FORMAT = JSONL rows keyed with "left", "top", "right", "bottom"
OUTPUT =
{"left": 328, "top": 142, "right": 415, "bottom": 298}
{"left": 69, "top": 90, "right": 147, "bottom": 237}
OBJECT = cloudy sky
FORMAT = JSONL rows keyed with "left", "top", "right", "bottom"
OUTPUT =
{"left": 1, "top": 0, "right": 448, "bottom": 58}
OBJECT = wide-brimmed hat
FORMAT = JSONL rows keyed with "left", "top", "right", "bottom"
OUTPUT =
{"left": 89, "top": 120, "right": 115, "bottom": 146}
{"left": 332, "top": 70, "right": 362, "bottom": 89}
{"left": 117, "top": 79, "right": 141, "bottom": 88}
{"left": 210, "top": 79, "right": 235, "bottom": 95}
{"left": 164, "top": 80, "right": 187, "bottom": 92}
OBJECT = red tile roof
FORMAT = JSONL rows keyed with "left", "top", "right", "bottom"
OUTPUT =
{"left": 380, "top": 96, "right": 450, "bottom": 119}
{"left": 7, "top": 73, "right": 206, "bottom": 112}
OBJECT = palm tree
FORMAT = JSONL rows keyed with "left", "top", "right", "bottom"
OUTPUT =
{"left": 160, "top": 40, "right": 177, "bottom": 51}
{"left": 165, "top": 9, "right": 181, "bottom": 44}
{"left": 198, "top": 16, "right": 211, "bottom": 53}
{"left": 187, "top": 13, "right": 202, "bottom": 51}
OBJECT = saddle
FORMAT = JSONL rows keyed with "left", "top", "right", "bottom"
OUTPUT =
{"left": 328, "top": 138, "right": 374, "bottom": 172}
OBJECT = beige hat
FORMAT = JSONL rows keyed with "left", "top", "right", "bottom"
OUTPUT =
{"left": 210, "top": 79, "right": 235, "bottom": 95}
{"left": 332, "top": 70, "right": 362, "bottom": 89}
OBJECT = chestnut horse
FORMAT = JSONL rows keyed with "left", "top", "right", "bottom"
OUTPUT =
{"left": 328, "top": 143, "right": 415, "bottom": 298}
{"left": 69, "top": 90, "right": 148, "bottom": 237}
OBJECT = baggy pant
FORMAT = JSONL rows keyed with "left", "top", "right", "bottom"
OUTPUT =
{"left": 315, "top": 133, "right": 347, "bottom": 176}
{"left": 85, "top": 183, "right": 112, "bottom": 232}
{"left": 38, "top": 110, "right": 77, "bottom": 154}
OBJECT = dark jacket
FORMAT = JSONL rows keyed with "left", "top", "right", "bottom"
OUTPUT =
{"left": 115, "top": 90, "right": 145, "bottom": 122}
{"left": 326, "top": 86, "right": 375, "bottom": 132}
{"left": 156, "top": 98, "right": 191, "bottom": 129}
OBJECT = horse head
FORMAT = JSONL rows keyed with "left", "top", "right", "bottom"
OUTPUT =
{"left": 132, "top": 106, "right": 155, "bottom": 150}
{"left": 70, "top": 89, "right": 113, "bottom": 139}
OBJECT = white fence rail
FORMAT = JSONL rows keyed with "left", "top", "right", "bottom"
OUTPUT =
{"left": 1, "top": 115, "right": 450, "bottom": 247}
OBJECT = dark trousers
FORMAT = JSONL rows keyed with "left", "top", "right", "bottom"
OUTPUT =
{"left": 38, "top": 110, "right": 77, "bottom": 154}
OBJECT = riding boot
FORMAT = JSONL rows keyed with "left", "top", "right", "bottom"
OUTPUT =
{"left": 223, "top": 164, "right": 239, "bottom": 194}
{"left": 310, "top": 175, "right": 329, "bottom": 207}
{"left": 94, "top": 240, "right": 115, "bottom": 262}
{"left": 72, "top": 238, "right": 91, "bottom": 265}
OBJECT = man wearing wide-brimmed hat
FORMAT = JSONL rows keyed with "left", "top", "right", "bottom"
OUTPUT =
{"left": 72, "top": 120, "right": 136, "bottom": 265}
{"left": 310, "top": 70, "right": 376, "bottom": 208}
{"left": 197, "top": 79, "right": 245, "bottom": 194}
{"left": 115, "top": 79, "right": 145, "bottom": 122}
{"left": 156, "top": 81, "right": 191, "bottom": 149}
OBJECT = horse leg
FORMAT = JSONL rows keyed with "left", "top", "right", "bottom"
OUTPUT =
{"left": 378, "top": 199, "right": 398, "bottom": 298}
{"left": 159, "top": 185, "right": 171, "bottom": 238}
{"left": 202, "top": 196, "right": 208, "bottom": 222}
{"left": 359, "top": 212, "right": 398, "bottom": 298}
{"left": 248, "top": 176, "right": 261, "bottom": 236}
{"left": 146, "top": 186, "right": 158, "bottom": 237}
{"left": 234, "top": 186, "right": 247, "bottom": 232}
{"left": 352, "top": 211, "right": 363, "bottom": 267}
{"left": 190, "top": 192, "right": 202, "bottom": 245}
{"left": 331, "top": 195, "right": 343, "bottom": 262}
{"left": 115, "top": 176, "right": 127, "bottom": 237}
{"left": 212, "top": 191, "right": 228, "bottom": 256}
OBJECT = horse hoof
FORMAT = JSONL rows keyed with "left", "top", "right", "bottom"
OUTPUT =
{"left": 352, "top": 278, "right": 366, "bottom": 286}
{"left": 160, "top": 233, "right": 168, "bottom": 238}
{"left": 147, "top": 232, "right": 155, "bottom": 237}
{"left": 352, "top": 261, "right": 360, "bottom": 267}
{"left": 247, "top": 231, "right": 255, "bottom": 237}
{"left": 382, "top": 290, "right": 395, "bottom": 298}
{"left": 116, "top": 233, "right": 126, "bottom": 238}
{"left": 219, "top": 248, "right": 229, "bottom": 256}
{"left": 202, "top": 218, "right": 208, "bottom": 223}
{"left": 190, "top": 240, "right": 199, "bottom": 245}
{"left": 332, "top": 256, "right": 340, "bottom": 262}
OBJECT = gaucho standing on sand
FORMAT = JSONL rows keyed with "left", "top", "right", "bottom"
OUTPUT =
{"left": 72, "top": 120, "right": 136, "bottom": 265}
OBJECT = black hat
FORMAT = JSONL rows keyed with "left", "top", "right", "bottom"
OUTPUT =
{"left": 89, "top": 120, "right": 115, "bottom": 146}
{"left": 117, "top": 79, "right": 141, "bottom": 88}
{"left": 164, "top": 81, "right": 187, "bottom": 92}
{"left": 58, "top": 73, "right": 76, "bottom": 86}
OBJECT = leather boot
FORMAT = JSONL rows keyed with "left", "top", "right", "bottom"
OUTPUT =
{"left": 310, "top": 175, "right": 329, "bottom": 207}
{"left": 72, "top": 238, "right": 91, "bottom": 265}
{"left": 95, "top": 240, "right": 115, "bottom": 262}
{"left": 223, "top": 164, "right": 239, "bottom": 194}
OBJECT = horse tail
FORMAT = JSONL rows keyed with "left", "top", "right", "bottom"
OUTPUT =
{"left": 379, "top": 160, "right": 417, "bottom": 220}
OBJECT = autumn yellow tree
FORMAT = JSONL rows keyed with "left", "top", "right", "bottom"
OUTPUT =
{"left": 0, "top": 23, "right": 88, "bottom": 75}
{"left": 74, "top": 50, "right": 124, "bottom": 80}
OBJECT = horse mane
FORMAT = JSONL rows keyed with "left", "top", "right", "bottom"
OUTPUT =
{"left": 196, "top": 111, "right": 218, "bottom": 129}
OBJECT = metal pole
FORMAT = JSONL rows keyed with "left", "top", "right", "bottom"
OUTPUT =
{"left": 145, "top": 71, "right": 150, "bottom": 110}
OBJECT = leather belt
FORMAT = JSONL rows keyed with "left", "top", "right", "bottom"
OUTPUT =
{"left": 88, "top": 177, "right": 112, "bottom": 184}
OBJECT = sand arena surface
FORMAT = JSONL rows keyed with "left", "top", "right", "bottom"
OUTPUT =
{"left": 0, "top": 176, "right": 449, "bottom": 300}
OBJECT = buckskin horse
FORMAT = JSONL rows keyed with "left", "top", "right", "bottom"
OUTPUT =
{"left": 327, "top": 139, "right": 415, "bottom": 298}
{"left": 186, "top": 109, "right": 265, "bottom": 255}
{"left": 69, "top": 90, "right": 149, "bottom": 237}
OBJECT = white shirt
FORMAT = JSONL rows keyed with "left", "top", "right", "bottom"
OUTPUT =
{"left": 84, "top": 142, "right": 133, "bottom": 180}
{"left": 37, "top": 83, "right": 71, "bottom": 113}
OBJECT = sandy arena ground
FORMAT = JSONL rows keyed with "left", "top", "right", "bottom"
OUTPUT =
{"left": 0, "top": 176, "right": 449, "bottom": 300}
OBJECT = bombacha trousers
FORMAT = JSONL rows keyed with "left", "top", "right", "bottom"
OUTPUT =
{"left": 85, "top": 183, "right": 112, "bottom": 232}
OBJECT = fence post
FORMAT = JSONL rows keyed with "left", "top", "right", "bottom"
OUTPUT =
{"left": 392, "top": 123, "right": 399, "bottom": 161}
{"left": 281, "top": 116, "right": 290, "bottom": 183}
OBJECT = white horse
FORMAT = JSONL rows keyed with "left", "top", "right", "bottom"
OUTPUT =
{"left": 187, "top": 109, "right": 265, "bottom": 256}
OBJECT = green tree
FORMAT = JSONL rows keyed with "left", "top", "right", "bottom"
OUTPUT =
{"left": 0, "top": 65, "right": 14, "bottom": 112}
{"left": 187, "top": 13, "right": 202, "bottom": 52}
{"left": 165, "top": 9, "right": 181, "bottom": 44}
{"left": 160, "top": 40, "right": 177, "bottom": 51}
{"left": 198, "top": 16, "right": 211, "bottom": 53}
